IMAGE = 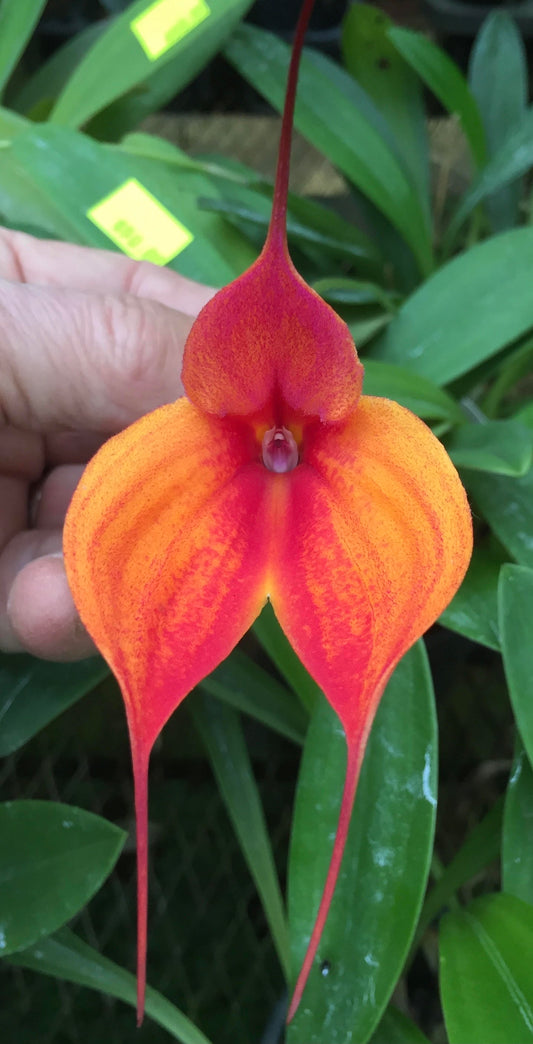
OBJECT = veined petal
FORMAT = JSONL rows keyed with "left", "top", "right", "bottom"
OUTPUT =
{"left": 182, "top": 251, "right": 363, "bottom": 424}
{"left": 64, "top": 399, "right": 271, "bottom": 749}
{"left": 63, "top": 398, "right": 273, "bottom": 1018}
{"left": 274, "top": 396, "right": 472, "bottom": 1018}
{"left": 273, "top": 396, "right": 472, "bottom": 738}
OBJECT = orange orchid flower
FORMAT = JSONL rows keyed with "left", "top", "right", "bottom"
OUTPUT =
{"left": 63, "top": 0, "right": 472, "bottom": 1025}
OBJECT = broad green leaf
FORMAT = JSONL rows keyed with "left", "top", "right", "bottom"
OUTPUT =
{"left": 253, "top": 603, "right": 320, "bottom": 715}
{"left": 0, "top": 801, "right": 124, "bottom": 955}
{"left": 342, "top": 4, "right": 430, "bottom": 218}
{"left": 439, "top": 544, "right": 503, "bottom": 651}
{"left": 190, "top": 693, "right": 290, "bottom": 981}
{"left": 503, "top": 743, "right": 533, "bottom": 905}
{"left": 201, "top": 648, "right": 306, "bottom": 745}
{"left": 362, "top": 359, "right": 463, "bottom": 421}
{"left": 469, "top": 12, "right": 527, "bottom": 231}
{"left": 9, "top": 927, "right": 213, "bottom": 1044}
{"left": 4, "top": 124, "right": 256, "bottom": 284}
{"left": 371, "top": 227, "right": 533, "bottom": 384}
{"left": 288, "top": 643, "right": 437, "bottom": 1044}
{"left": 415, "top": 799, "right": 503, "bottom": 948}
{"left": 499, "top": 565, "right": 533, "bottom": 769}
{"left": 225, "top": 25, "right": 433, "bottom": 276}
{"left": 0, "top": 105, "right": 28, "bottom": 138}
{"left": 468, "top": 468, "right": 533, "bottom": 568}
{"left": 440, "top": 893, "right": 533, "bottom": 1044}
{"left": 312, "top": 277, "right": 399, "bottom": 312}
{"left": 370, "top": 1006, "right": 430, "bottom": 1044}
{"left": 446, "top": 419, "right": 533, "bottom": 476}
{"left": 349, "top": 309, "right": 391, "bottom": 347}
{"left": 51, "top": 0, "right": 254, "bottom": 129}
{"left": 0, "top": 654, "right": 109, "bottom": 757}
{"left": 388, "top": 26, "right": 486, "bottom": 168}
{"left": 0, "top": 0, "right": 48, "bottom": 97}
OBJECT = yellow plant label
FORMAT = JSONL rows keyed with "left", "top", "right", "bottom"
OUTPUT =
{"left": 130, "top": 0, "right": 210, "bottom": 61}
{"left": 87, "top": 179, "right": 194, "bottom": 265}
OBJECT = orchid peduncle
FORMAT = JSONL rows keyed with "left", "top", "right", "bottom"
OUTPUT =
{"left": 63, "top": 0, "right": 473, "bottom": 1029}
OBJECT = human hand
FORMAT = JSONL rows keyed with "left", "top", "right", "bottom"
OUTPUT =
{"left": 0, "top": 228, "right": 214, "bottom": 661}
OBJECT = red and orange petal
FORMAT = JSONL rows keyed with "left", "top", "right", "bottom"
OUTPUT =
{"left": 270, "top": 395, "right": 473, "bottom": 744}
{"left": 182, "top": 249, "right": 363, "bottom": 425}
{"left": 63, "top": 398, "right": 273, "bottom": 753}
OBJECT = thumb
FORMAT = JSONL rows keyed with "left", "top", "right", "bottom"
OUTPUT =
{"left": 0, "top": 278, "right": 196, "bottom": 434}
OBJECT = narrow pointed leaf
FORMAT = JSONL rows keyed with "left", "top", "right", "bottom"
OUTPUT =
{"left": 371, "top": 228, "right": 533, "bottom": 384}
{"left": 0, "top": 654, "right": 109, "bottom": 757}
{"left": 467, "top": 468, "right": 533, "bottom": 569}
{"left": 0, "top": 0, "right": 48, "bottom": 96}
{"left": 312, "top": 277, "right": 400, "bottom": 312}
{"left": 0, "top": 801, "right": 125, "bottom": 955}
{"left": 416, "top": 798, "right": 503, "bottom": 948}
{"left": 8, "top": 928, "right": 213, "bottom": 1044}
{"left": 370, "top": 1007, "right": 430, "bottom": 1044}
{"left": 362, "top": 360, "right": 463, "bottom": 422}
{"left": 190, "top": 693, "right": 290, "bottom": 980}
{"left": 388, "top": 26, "right": 486, "bottom": 167}
{"left": 503, "top": 743, "right": 533, "bottom": 905}
{"left": 447, "top": 419, "right": 532, "bottom": 476}
{"left": 224, "top": 25, "right": 433, "bottom": 275}
{"left": 439, "top": 544, "right": 502, "bottom": 651}
{"left": 287, "top": 643, "right": 437, "bottom": 1044}
{"left": 342, "top": 4, "right": 430, "bottom": 216}
{"left": 499, "top": 565, "right": 533, "bottom": 769}
{"left": 10, "top": 21, "right": 106, "bottom": 117}
{"left": 201, "top": 648, "right": 307, "bottom": 745}
{"left": 253, "top": 603, "right": 320, "bottom": 715}
{"left": 50, "top": 0, "right": 254, "bottom": 129}
{"left": 440, "top": 894, "right": 533, "bottom": 1044}
{"left": 468, "top": 11, "right": 527, "bottom": 231}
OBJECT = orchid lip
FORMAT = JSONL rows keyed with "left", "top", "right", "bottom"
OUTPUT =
{"left": 262, "top": 425, "right": 299, "bottom": 473}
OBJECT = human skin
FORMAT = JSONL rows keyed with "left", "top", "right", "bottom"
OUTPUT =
{"left": 0, "top": 228, "right": 214, "bottom": 661}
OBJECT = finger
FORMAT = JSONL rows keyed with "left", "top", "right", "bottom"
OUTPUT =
{"left": 34, "top": 465, "right": 84, "bottom": 529}
{"left": 0, "top": 280, "right": 194, "bottom": 432}
{"left": 0, "top": 475, "right": 29, "bottom": 549}
{"left": 7, "top": 553, "right": 97, "bottom": 661}
{"left": 45, "top": 432, "right": 105, "bottom": 466}
{"left": 0, "top": 528, "right": 63, "bottom": 650}
{"left": 0, "top": 227, "right": 215, "bottom": 315}
{"left": 0, "top": 427, "right": 44, "bottom": 478}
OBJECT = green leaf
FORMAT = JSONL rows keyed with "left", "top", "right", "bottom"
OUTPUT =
{"left": 287, "top": 642, "right": 437, "bottom": 1044}
{"left": 499, "top": 565, "right": 533, "bottom": 770}
{"left": 362, "top": 359, "right": 463, "bottom": 421}
{"left": 503, "top": 743, "right": 533, "bottom": 905}
{"left": 190, "top": 693, "right": 290, "bottom": 981}
{"left": 201, "top": 648, "right": 307, "bottom": 745}
{"left": 447, "top": 109, "right": 533, "bottom": 245}
{"left": 342, "top": 4, "right": 430, "bottom": 219}
{"left": 371, "top": 227, "right": 533, "bottom": 385}
{"left": 10, "top": 21, "right": 107, "bottom": 117}
{"left": 469, "top": 11, "right": 527, "bottom": 232}
{"left": 8, "top": 927, "right": 213, "bottom": 1044}
{"left": 0, "top": 654, "right": 109, "bottom": 757}
{"left": 439, "top": 544, "right": 503, "bottom": 651}
{"left": 415, "top": 799, "right": 503, "bottom": 948}
{"left": 440, "top": 893, "right": 533, "bottom": 1044}
{"left": 50, "top": 0, "right": 254, "bottom": 129}
{"left": 253, "top": 603, "right": 320, "bottom": 715}
{"left": 312, "top": 277, "right": 399, "bottom": 312}
{"left": 0, "top": 0, "right": 48, "bottom": 97}
{"left": 370, "top": 1006, "right": 430, "bottom": 1044}
{"left": 467, "top": 468, "right": 533, "bottom": 569}
{"left": 388, "top": 26, "right": 486, "bottom": 168}
{"left": 3, "top": 124, "right": 256, "bottom": 284}
{"left": 0, "top": 801, "right": 124, "bottom": 956}
{"left": 447, "top": 419, "right": 533, "bottom": 476}
{"left": 225, "top": 25, "right": 433, "bottom": 276}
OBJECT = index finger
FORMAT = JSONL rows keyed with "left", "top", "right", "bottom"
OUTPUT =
{"left": 0, "top": 227, "right": 215, "bottom": 316}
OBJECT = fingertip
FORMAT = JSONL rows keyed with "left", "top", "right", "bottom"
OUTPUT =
{"left": 7, "top": 554, "right": 97, "bottom": 661}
